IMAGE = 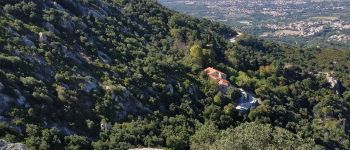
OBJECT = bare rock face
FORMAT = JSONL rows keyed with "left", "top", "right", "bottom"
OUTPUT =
{"left": 0, "top": 82, "right": 4, "bottom": 91}
{"left": 97, "top": 51, "right": 112, "bottom": 64}
{"left": 0, "top": 94, "right": 12, "bottom": 114}
{"left": 166, "top": 84, "right": 174, "bottom": 95}
{"left": 0, "top": 140, "right": 27, "bottom": 150}
{"left": 59, "top": 19, "right": 74, "bottom": 33}
{"left": 83, "top": 81, "right": 98, "bottom": 93}
{"left": 44, "top": 22, "right": 59, "bottom": 34}
{"left": 21, "top": 36, "right": 36, "bottom": 48}
{"left": 38, "top": 32, "right": 47, "bottom": 42}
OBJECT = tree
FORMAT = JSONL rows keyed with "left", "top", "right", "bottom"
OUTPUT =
{"left": 64, "top": 135, "right": 90, "bottom": 150}
{"left": 190, "top": 122, "right": 219, "bottom": 150}
{"left": 210, "top": 122, "right": 323, "bottom": 150}
{"left": 190, "top": 44, "right": 204, "bottom": 66}
{"left": 213, "top": 92, "right": 224, "bottom": 105}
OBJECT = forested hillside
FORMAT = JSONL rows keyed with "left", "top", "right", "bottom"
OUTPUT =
{"left": 0, "top": 0, "right": 349, "bottom": 149}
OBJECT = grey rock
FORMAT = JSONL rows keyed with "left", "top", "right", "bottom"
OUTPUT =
{"left": 88, "top": 9, "right": 106, "bottom": 20}
{"left": 59, "top": 19, "right": 74, "bottom": 33}
{"left": 51, "top": 124, "right": 74, "bottom": 135}
{"left": 14, "top": 90, "right": 27, "bottom": 107}
{"left": 83, "top": 81, "right": 97, "bottom": 93}
{"left": 52, "top": 1, "right": 64, "bottom": 11}
{"left": 0, "top": 94, "right": 12, "bottom": 114}
{"left": 167, "top": 84, "right": 174, "bottom": 95}
{"left": 0, "top": 82, "right": 4, "bottom": 91}
{"left": 97, "top": 51, "right": 112, "bottom": 64}
{"left": 22, "top": 36, "right": 36, "bottom": 48}
{"left": 38, "top": 32, "right": 47, "bottom": 42}
{"left": 16, "top": 96, "right": 26, "bottom": 106}
{"left": 61, "top": 45, "right": 68, "bottom": 53}
{"left": 64, "top": 51, "right": 82, "bottom": 64}
{"left": 100, "top": 122, "right": 111, "bottom": 132}
{"left": 0, "top": 139, "right": 27, "bottom": 150}
{"left": 6, "top": 27, "right": 19, "bottom": 36}
{"left": 44, "top": 22, "right": 59, "bottom": 34}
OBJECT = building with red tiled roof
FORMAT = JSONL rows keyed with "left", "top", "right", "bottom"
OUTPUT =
{"left": 204, "top": 67, "right": 230, "bottom": 90}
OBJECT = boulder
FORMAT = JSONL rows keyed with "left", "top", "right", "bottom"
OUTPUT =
{"left": 0, "top": 139, "right": 27, "bottom": 150}
{"left": 52, "top": 1, "right": 64, "bottom": 11}
{"left": 38, "top": 32, "right": 47, "bottom": 42}
{"left": 100, "top": 122, "right": 112, "bottom": 132}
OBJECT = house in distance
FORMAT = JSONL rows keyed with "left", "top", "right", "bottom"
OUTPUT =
{"left": 204, "top": 67, "right": 259, "bottom": 111}
{"left": 204, "top": 67, "right": 230, "bottom": 91}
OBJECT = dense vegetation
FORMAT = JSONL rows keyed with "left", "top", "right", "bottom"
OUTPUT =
{"left": 0, "top": 0, "right": 349, "bottom": 149}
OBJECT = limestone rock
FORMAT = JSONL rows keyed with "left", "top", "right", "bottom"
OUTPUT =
{"left": 100, "top": 122, "right": 112, "bottom": 132}
{"left": 52, "top": 1, "right": 64, "bottom": 11}
{"left": 38, "top": 32, "right": 47, "bottom": 42}
{"left": 0, "top": 139, "right": 27, "bottom": 150}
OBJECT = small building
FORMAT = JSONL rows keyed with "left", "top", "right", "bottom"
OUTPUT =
{"left": 204, "top": 67, "right": 230, "bottom": 91}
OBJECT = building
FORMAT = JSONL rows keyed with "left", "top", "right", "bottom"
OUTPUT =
{"left": 204, "top": 67, "right": 230, "bottom": 90}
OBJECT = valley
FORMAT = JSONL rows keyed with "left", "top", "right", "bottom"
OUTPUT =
{"left": 158, "top": 0, "right": 350, "bottom": 48}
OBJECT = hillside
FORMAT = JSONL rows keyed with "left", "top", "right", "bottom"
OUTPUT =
{"left": 0, "top": 0, "right": 350, "bottom": 150}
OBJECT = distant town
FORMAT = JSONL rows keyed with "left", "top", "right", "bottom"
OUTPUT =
{"left": 159, "top": 0, "right": 350, "bottom": 48}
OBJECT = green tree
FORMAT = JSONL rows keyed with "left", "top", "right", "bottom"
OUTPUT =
{"left": 210, "top": 122, "right": 323, "bottom": 150}
{"left": 64, "top": 135, "right": 90, "bottom": 150}
{"left": 190, "top": 122, "right": 219, "bottom": 150}
{"left": 190, "top": 44, "right": 204, "bottom": 66}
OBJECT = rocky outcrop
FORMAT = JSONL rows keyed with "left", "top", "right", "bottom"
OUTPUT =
{"left": 38, "top": 32, "right": 47, "bottom": 43}
{"left": 318, "top": 72, "right": 344, "bottom": 95}
{"left": 166, "top": 84, "right": 174, "bottom": 95}
{"left": 0, "top": 140, "right": 27, "bottom": 150}
{"left": 97, "top": 51, "right": 112, "bottom": 64}
{"left": 0, "top": 94, "right": 12, "bottom": 114}
{"left": 44, "top": 22, "right": 59, "bottom": 34}
{"left": 21, "top": 36, "right": 36, "bottom": 48}
{"left": 100, "top": 122, "right": 112, "bottom": 132}
{"left": 104, "top": 85, "right": 151, "bottom": 120}
{"left": 83, "top": 81, "right": 98, "bottom": 93}
{"left": 59, "top": 18, "right": 74, "bottom": 33}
